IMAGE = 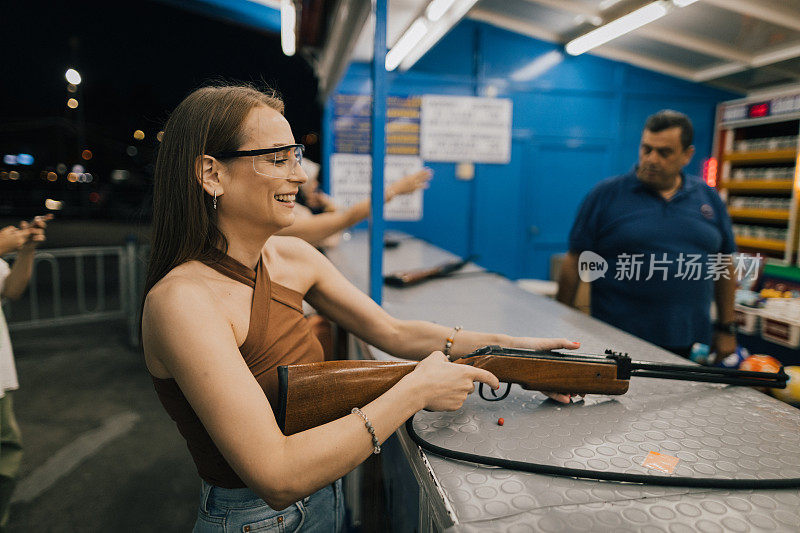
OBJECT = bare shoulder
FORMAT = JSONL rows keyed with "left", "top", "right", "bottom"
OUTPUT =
{"left": 267, "top": 235, "right": 321, "bottom": 260}
{"left": 143, "top": 262, "right": 229, "bottom": 339}
{"left": 144, "top": 261, "right": 247, "bottom": 374}
{"left": 264, "top": 236, "right": 329, "bottom": 291}
{"left": 145, "top": 263, "right": 216, "bottom": 314}
{"left": 265, "top": 235, "right": 327, "bottom": 270}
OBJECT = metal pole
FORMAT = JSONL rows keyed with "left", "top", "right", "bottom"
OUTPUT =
{"left": 321, "top": 96, "right": 334, "bottom": 195}
{"left": 126, "top": 238, "right": 140, "bottom": 348}
{"left": 369, "top": 0, "right": 387, "bottom": 304}
{"left": 467, "top": 23, "right": 482, "bottom": 259}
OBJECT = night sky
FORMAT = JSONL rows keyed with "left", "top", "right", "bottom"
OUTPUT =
{"left": 1, "top": 0, "right": 320, "bottom": 219}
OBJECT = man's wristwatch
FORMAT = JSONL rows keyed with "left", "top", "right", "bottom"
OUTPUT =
{"left": 714, "top": 321, "right": 738, "bottom": 335}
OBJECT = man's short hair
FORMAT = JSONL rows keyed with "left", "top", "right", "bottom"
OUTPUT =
{"left": 644, "top": 110, "right": 693, "bottom": 150}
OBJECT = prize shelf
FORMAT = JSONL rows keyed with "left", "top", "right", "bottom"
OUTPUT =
{"left": 735, "top": 236, "right": 786, "bottom": 252}
{"left": 721, "top": 148, "right": 797, "bottom": 163}
{"left": 713, "top": 96, "right": 800, "bottom": 264}
{"left": 727, "top": 207, "right": 791, "bottom": 222}
{"left": 718, "top": 180, "right": 794, "bottom": 192}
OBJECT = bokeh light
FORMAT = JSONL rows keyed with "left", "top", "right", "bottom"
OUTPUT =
{"left": 65, "top": 68, "right": 82, "bottom": 85}
{"left": 45, "top": 199, "right": 64, "bottom": 210}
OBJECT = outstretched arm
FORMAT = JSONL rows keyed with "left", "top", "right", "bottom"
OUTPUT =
{"left": 277, "top": 169, "right": 432, "bottom": 245}
{"left": 300, "top": 241, "right": 579, "bottom": 401}
{"left": 711, "top": 264, "right": 737, "bottom": 361}
{"left": 556, "top": 252, "right": 581, "bottom": 307}
{"left": 1, "top": 215, "right": 52, "bottom": 300}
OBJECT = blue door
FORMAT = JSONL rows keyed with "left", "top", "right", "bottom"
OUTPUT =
{"left": 521, "top": 139, "right": 612, "bottom": 279}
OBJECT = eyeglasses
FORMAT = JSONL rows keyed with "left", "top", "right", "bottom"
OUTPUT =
{"left": 210, "top": 144, "right": 305, "bottom": 179}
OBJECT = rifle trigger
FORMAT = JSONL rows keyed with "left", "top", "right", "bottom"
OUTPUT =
{"left": 480, "top": 382, "right": 511, "bottom": 401}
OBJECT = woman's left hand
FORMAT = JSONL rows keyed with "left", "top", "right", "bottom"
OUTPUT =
{"left": 510, "top": 337, "right": 580, "bottom": 352}
{"left": 509, "top": 337, "right": 582, "bottom": 404}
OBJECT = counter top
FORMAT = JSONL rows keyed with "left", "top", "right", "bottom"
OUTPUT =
{"left": 324, "top": 231, "right": 800, "bottom": 532}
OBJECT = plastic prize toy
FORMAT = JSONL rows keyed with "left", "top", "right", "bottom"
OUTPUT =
{"left": 690, "top": 344, "right": 749, "bottom": 368}
{"left": 717, "top": 346, "right": 749, "bottom": 369}
{"left": 739, "top": 354, "right": 784, "bottom": 393}
{"left": 739, "top": 354, "right": 783, "bottom": 373}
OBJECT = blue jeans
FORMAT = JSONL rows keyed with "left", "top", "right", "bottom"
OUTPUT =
{"left": 193, "top": 478, "right": 344, "bottom": 532}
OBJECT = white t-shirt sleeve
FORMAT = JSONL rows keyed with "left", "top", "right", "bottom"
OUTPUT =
{"left": 0, "top": 258, "right": 18, "bottom": 394}
{"left": 0, "top": 258, "right": 10, "bottom": 296}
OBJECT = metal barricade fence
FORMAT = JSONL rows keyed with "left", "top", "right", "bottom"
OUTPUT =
{"left": 2, "top": 240, "right": 149, "bottom": 348}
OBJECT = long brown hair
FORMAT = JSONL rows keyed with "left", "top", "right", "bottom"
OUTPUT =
{"left": 143, "top": 83, "right": 284, "bottom": 299}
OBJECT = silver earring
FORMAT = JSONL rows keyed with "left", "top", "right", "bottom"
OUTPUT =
{"left": 213, "top": 190, "right": 217, "bottom": 210}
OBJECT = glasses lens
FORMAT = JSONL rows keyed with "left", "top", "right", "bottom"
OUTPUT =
{"left": 253, "top": 145, "right": 304, "bottom": 179}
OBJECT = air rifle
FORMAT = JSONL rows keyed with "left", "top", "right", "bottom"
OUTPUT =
{"left": 276, "top": 345, "right": 787, "bottom": 435}
{"left": 383, "top": 257, "right": 472, "bottom": 287}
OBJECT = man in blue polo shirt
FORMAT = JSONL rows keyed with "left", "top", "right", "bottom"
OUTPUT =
{"left": 557, "top": 110, "right": 737, "bottom": 360}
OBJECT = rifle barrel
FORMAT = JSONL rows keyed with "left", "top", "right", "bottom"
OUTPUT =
{"left": 631, "top": 370, "right": 786, "bottom": 387}
{"left": 630, "top": 361, "right": 782, "bottom": 378}
{"left": 630, "top": 362, "right": 788, "bottom": 388}
{"left": 464, "top": 346, "right": 788, "bottom": 389}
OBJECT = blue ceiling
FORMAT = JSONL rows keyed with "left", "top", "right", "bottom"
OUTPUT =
{"left": 155, "top": 0, "right": 281, "bottom": 34}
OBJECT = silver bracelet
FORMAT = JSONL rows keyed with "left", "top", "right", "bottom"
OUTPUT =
{"left": 351, "top": 407, "right": 381, "bottom": 454}
{"left": 443, "top": 325, "right": 463, "bottom": 360}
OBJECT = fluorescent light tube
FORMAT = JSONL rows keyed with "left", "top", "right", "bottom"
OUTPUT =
{"left": 396, "top": 0, "right": 479, "bottom": 71}
{"left": 565, "top": 1, "right": 668, "bottom": 56}
{"left": 510, "top": 50, "right": 564, "bottom": 81}
{"left": 281, "top": 0, "right": 296, "bottom": 56}
{"left": 673, "top": 0, "right": 699, "bottom": 6}
{"left": 426, "top": 0, "right": 458, "bottom": 22}
{"left": 386, "top": 18, "right": 428, "bottom": 71}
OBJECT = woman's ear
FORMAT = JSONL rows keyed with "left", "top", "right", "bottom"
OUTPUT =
{"left": 196, "top": 155, "right": 224, "bottom": 198}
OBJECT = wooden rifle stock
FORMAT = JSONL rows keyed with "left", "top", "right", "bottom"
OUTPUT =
{"left": 277, "top": 361, "right": 417, "bottom": 435}
{"left": 276, "top": 352, "right": 629, "bottom": 435}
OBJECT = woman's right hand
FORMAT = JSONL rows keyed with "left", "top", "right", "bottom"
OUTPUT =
{"left": 408, "top": 351, "right": 499, "bottom": 411}
{"left": 386, "top": 168, "right": 432, "bottom": 200}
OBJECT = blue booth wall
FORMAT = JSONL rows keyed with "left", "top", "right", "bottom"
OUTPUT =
{"left": 326, "top": 21, "right": 738, "bottom": 280}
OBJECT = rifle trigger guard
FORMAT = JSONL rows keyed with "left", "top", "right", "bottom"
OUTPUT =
{"left": 480, "top": 382, "right": 511, "bottom": 401}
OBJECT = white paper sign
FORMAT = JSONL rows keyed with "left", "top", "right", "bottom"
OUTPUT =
{"left": 420, "top": 95, "right": 512, "bottom": 163}
{"left": 330, "top": 153, "right": 424, "bottom": 221}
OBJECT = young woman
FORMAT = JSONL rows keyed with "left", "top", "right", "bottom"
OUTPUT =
{"left": 141, "top": 84, "right": 579, "bottom": 532}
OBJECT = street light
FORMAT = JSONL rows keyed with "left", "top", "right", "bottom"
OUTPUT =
{"left": 65, "top": 68, "right": 82, "bottom": 85}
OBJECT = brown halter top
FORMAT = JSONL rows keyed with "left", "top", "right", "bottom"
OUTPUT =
{"left": 151, "top": 252, "right": 324, "bottom": 488}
